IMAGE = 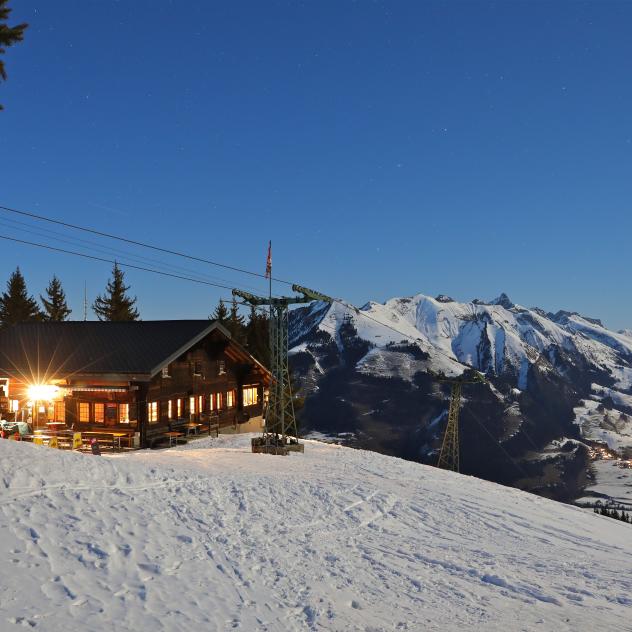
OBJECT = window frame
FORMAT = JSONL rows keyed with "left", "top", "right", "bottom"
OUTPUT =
{"left": 148, "top": 401, "right": 159, "bottom": 423}
{"left": 94, "top": 402, "right": 105, "bottom": 424}
{"left": 119, "top": 403, "right": 130, "bottom": 424}
{"left": 54, "top": 400, "right": 66, "bottom": 422}
{"left": 79, "top": 402, "right": 90, "bottom": 423}
{"left": 243, "top": 385, "right": 259, "bottom": 407}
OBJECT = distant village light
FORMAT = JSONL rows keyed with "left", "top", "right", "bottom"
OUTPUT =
{"left": 26, "top": 384, "right": 60, "bottom": 402}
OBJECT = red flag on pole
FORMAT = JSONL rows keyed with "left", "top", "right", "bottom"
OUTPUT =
{"left": 265, "top": 240, "right": 272, "bottom": 279}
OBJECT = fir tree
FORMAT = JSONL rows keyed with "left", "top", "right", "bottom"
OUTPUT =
{"left": 40, "top": 275, "right": 71, "bottom": 321}
{"left": 0, "top": 0, "right": 28, "bottom": 111}
{"left": 228, "top": 298, "right": 246, "bottom": 343}
{"left": 92, "top": 263, "right": 139, "bottom": 321}
{"left": 211, "top": 299, "right": 229, "bottom": 324}
{"left": 0, "top": 267, "right": 42, "bottom": 327}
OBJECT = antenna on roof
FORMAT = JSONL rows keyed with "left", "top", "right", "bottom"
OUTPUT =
{"left": 83, "top": 281, "right": 88, "bottom": 321}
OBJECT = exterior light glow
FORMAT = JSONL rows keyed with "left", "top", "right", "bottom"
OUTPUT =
{"left": 27, "top": 384, "right": 60, "bottom": 401}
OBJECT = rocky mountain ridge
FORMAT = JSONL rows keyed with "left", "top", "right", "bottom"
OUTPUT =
{"left": 288, "top": 292, "right": 632, "bottom": 501}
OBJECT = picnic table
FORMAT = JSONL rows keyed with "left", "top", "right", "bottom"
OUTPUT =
{"left": 24, "top": 434, "right": 55, "bottom": 446}
{"left": 165, "top": 431, "right": 184, "bottom": 447}
{"left": 46, "top": 422, "right": 67, "bottom": 433}
{"left": 80, "top": 431, "right": 132, "bottom": 450}
{"left": 184, "top": 422, "right": 203, "bottom": 436}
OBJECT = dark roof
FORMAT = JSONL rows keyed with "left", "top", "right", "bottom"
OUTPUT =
{"left": 0, "top": 320, "right": 228, "bottom": 379}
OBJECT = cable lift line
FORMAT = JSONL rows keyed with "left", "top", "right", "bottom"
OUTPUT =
{"left": 0, "top": 203, "right": 296, "bottom": 286}
{"left": 0, "top": 234, "right": 238, "bottom": 291}
{"left": 0, "top": 216, "right": 274, "bottom": 297}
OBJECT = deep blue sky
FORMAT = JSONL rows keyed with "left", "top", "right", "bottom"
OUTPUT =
{"left": 1, "top": 1, "right": 631, "bottom": 328}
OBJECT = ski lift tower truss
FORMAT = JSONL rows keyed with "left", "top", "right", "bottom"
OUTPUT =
{"left": 233, "top": 284, "right": 333, "bottom": 455}
{"left": 436, "top": 371, "right": 485, "bottom": 473}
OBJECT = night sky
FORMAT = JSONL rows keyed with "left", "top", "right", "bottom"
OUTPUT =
{"left": 1, "top": 1, "right": 631, "bottom": 328}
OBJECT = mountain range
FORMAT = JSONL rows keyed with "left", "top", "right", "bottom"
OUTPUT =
{"left": 289, "top": 292, "right": 632, "bottom": 502}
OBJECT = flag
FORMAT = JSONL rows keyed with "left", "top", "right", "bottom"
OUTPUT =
{"left": 265, "top": 240, "right": 272, "bottom": 279}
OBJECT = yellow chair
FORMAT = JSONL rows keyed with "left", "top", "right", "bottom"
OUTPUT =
{"left": 49, "top": 436, "right": 59, "bottom": 449}
{"left": 33, "top": 436, "right": 44, "bottom": 446}
{"left": 72, "top": 432, "right": 82, "bottom": 450}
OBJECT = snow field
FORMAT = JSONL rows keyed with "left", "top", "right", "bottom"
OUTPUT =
{"left": 1, "top": 435, "right": 632, "bottom": 631}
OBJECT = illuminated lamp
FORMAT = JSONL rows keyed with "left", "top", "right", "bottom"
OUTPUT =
{"left": 27, "top": 384, "right": 60, "bottom": 401}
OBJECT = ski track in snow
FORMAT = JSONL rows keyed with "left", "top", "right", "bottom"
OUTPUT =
{"left": 1, "top": 435, "right": 632, "bottom": 631}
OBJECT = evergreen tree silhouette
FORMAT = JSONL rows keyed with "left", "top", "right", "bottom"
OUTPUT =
{"left": 40, "top": 275, "right": 71, "bottom": 321}
{"left": 245, "top": 304, "right": 270, "bottom": 366}
{"left": 0, "top": 267, "right": 41, "bottom": 327}
{"left": 228, "top": 297, "right": 246, "bottom": 343}
{"left": 92, "top": 263, "right": 139, "bottom": 321}
{"left": 211, "top": 299, "right": 229, "bottom": 324}
{"left": 0, "top": 0, "right": 28, "bottom": 110}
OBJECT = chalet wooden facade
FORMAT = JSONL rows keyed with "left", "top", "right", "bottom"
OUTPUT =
{"left": 0, "top": 320, "right": 270, "bottom": 448}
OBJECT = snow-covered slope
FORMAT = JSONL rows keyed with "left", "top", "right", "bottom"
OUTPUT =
{"left": 2, "top": 437, "right": 632, "bottom": 631}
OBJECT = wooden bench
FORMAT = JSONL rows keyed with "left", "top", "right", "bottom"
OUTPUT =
{"left": 146, "top": 426, "right": 169, "bottom": 448}
{"left": 145, "top": 426, "right": 188, "bottom": 448}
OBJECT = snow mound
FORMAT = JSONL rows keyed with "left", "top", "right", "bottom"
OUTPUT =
{"left": 1, "top": 436, "right": 632, "bottom": 631}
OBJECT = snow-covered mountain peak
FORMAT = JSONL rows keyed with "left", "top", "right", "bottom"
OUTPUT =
{"left": 491, "top": 292, "right": 515, "bottom": 309}
{"left": 288, "top": 291, "right": 632, "bottom": 500}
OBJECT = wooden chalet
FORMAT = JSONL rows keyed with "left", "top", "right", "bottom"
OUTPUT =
{"left": 0, "top": 320, "right": 270, "bottom": 448}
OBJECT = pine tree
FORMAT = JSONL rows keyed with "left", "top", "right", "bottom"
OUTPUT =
{"left": 211, "top": 299, "right": 229, "bottom": 324}
{"left": 92, "top": 263, "right": 139, "bottom": 321}
{"left": 0, "top": 0, "right": 28, "bottom": 111}
{"left": 228, "top": 298, "right": 246, "bottom": 343}
{"left": 40, "top": 275, "right": 71, "bottom": 321}
{"left": 0, "top": 267, "right": 42, "bottom": 327}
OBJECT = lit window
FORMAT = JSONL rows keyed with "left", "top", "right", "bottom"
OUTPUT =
{"left": 148, "top": 401, "right": 158, "bottom": 423}
{"left": 227, "top": 390, "right": 235, "bottom": 408}
{"left": 218, "top": 360, "right": 226, "bottom": 375}
{"left": 119, "top": 403, "right": 130, "bottom": 423}
{"left": 79, "top": 402, "right": 90, "bottom": 422}
{"left": 54, "top": 401, "right": 65, "bottom": 422}
{"left": 217, "top": 393, "right": 223, "bottom": 409}
{"left": 161, "top": 365, "right": 171, "bottom": 378}
{"left": 209, "top": 393, "right": 215, "bottom": 411}
{"left": 198, "top": 395, "right": 204, "bottom": 413}
{"left": 168, "top": 400, "right": 173, "bottom": 419}
{"left": 193, "top": 361, "right": 202, "bottom": 376}
{"left": 189, "top": 396, "right": 196, "bottom": 414}
{"left": 94, "top": 403, "right": 105, "bottom": 423}
{"left": 243, "top": 386, "right": 259, "bottom": 407}
{"left": 177, "top": 398, "right": 182, "bottom": 418}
